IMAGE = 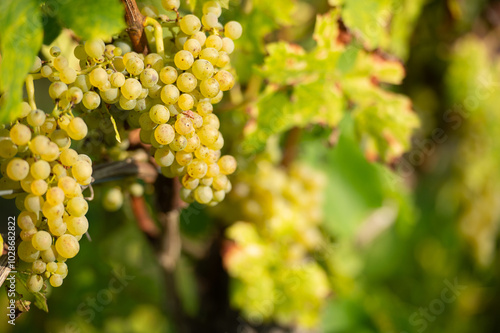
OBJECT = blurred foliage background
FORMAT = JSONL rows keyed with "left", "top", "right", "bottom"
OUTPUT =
{"left": 2, "top": 0, "right": 500, "bottom": 332}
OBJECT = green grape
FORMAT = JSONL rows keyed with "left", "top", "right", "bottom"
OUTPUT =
{"left": 99, "top": 87, "right": 120, "bottom": 104}
{"left": 203, "top": 1, "right": 222, "bottom": 17}
{"left": 20, "top": 228, "right": 37, "bottom": 241}
{"left": 10, "top": 123, "right": 31, "bottom": 146}
{"left": 55, "top": 234, "right": 79, "bottom": 259}
{"left": 174, "top": 50, "right": 194, "bottom": 70}
{"left": 194, "top": 186, "right": 213, "bottom": 204}
{"left": 148, "top": 84, "right": 163, "bottom": 99}
{"left": 200, "top": 47, "right": 219, "bottom": 65}
{"left": 89, "top": 67, "right": 108, "bottom": 88}
{"left": 149, "top": 104, "right": 170, "bottom": 124}
{"left": 140, "top": 68, "right": 159, "bottom": 88}
{"left": 213, "top": 189, "right": 225, "bottom": 202}
{"left": 110, "top": 72, "right": 126, "bottom": 87}
{"left": 66, "top": 197, "right": 89, "bottom": 217}
{"left": 187, "top": 159, "right": 208, "bottom": 178}
{"left": 160, "top": 66, "right": 178, "bottom": 84}
{"left": 46, "top": 186, "right": 65, "bottom": 205}
{"left": 31, "top": 179, "right": 48, "bottom": 196}
{"left": 41, "top": 117, "right": 57, "bottom": 135}
{"left": 215, "top": 70, "right": 235, "bottom": 91}
{"left": 202, "top": 13, "right": 218, "bottom": 29}
{"left": 103, "top": 187, "right": 123, "bottom": 212}
{"left": 191, "top": 31, "right": 207, "bottom": 46}
{"left": 175, "top": 32, "right": 189, "bottom": 49}
{"left": 18, "top": 211, "right": 37, "bottom": 230}
{"left": 183, "top": 39, "right": 201, "bottom": 57}
{"left": 221, "top": 37, "right": 235, "bottom": 54}
{"left": 41, "top": 65, "right": 52, "bottom": 78}
{"left": 32, "top": 259, "right": 47, "bottom": 274}
{"left": 209, "top": 132, "right": 224, "bottom": 150}
{"left": 66, "top": 216, "right": 89, "bottom": 236}
{"left": 74, "top": 44, "right": 87, "bottom": 59}
{"left": 82, "top": 91, "right": 101, "bottom": 110}
{"left": 134, "top": 98, "right": 148, "bottom": 112}
{"left": 182, "top": 174, "right": 199, "bottom": 190}
{"left": 191, "top": 113, "right": 203, "bottom": 129}
{"left": 6, "top": 158, "right": 29, "bottom": 181}
{"left": 162, "top": 0, "right": 180, "bottom": 11}
{"left": 60, "top": 67, "right": 77, "bottom": 84}
{"left": 176, "top": 73, "right": 197, "bottom": 93}
{"left": 192, "top": 59, "right": 214, "bottom": 80}
{"left": 72, "top": 161, "right": 92, "bottom": 183}
{"left": 27, "top": 274, "right": 44, "bottom": 292}
{"left": 224, "top": 21, "right": 243, "bottom": 40}
{"left": 161, "top": 84, "right": 180, "bottom": 105}
{"left": 169, "top": 133, "right": 188, "bottom": 151}
{"left": 49, "top": 274, "right": 63, "bottom": 287}
{"left": 212, "top": 174, "right": 228, "bottom": 190}
{"left": 67, "top": 117, "right": 88, "bottom": 140}
{"left": 198, "top": 125, "right": 219, "bottom": 146}
{"left": 27, "top": 109, "right": 46, "bottom": 127}
{"left": 175, "top": 116, "right": 195, "bottom": 136}
{"left": 85, "top": 39, "right": 105, "bottom": 58}
{"left": 0, "top": 140, "right": 17, "bottom": 159}
{"left": 125, "top": 57, "right": 145, "bottom": 76}
{"left": 73, "top": 75, "right": 92, "bottom": 93}
{"left": 206, "top": 35, "right": 222, "bottom": 50}
{"left": 32, "top": 231, "right": 52, "bottom": 251}
{"left": 200, "top": 78, "right": 220, "bottom": 98}
{"left": 30, "top": 56, "right": 42, "bottom": 73}
{"left": 154, "top": 124, "right": 175, "bottom": 145}
{"left": 210, "top": 90, "right": 223, "bottom": 104}
{"left": 46, "top": 262, "right": 58, "bottom": 273}
{"left": 176, "top": 151, "right": 194, "bottom": 166}
{"left": 128, "top": 183, "right": 144, "bottom": 197}
{"left": 41, "top": 245, "right": 57, "bottom": 263}
{"left": 216, "top": 51, "right": 230, "bottom": 68}
{"left": 58, "top": 176, "right": 79, "bottom": 197}
{"left": 66, "top": 86, "right": 83, "bottom": 103}
{"left": 155, "top": 147, "right": 175, "bottom": 167}
{"left": 119, "top": 95, "right": 137, "bottom": 110}
{"left": 203, "top": 113, "right": 220, "bottom": 129}
{"left": 42, "top": 202, "right": 65, "bottom": 220}
{"left": 200, "top": 177, "right": 213, "bottom": 186}
{"left": 53, "top": 55, "right": 68, "bottom": 71}
{"left": 121, "top": 78, "right": 142, "bottom": 100}
{"left": 179, "top": 15, "right": 202, "bottom": 35}
{"left": 40, "top": 142, "right": 60, "bottom": 162}
{"left": 60, "top": 148, "right": 78, "bottom": 167}
{"left": 139, "top": 112, "right": 157, "bottom": 131}
{"left": 49, "top": 130, "right": 70, "bottom": 149}
{"left": 196, "top": 100, "right": 213, "bottom": 116}
{"left": 204, "top": 148, "right": 220, "bottom": 164}
{"left": 49, "top": 221, "right": 67, "bottom": 237}
{"left": 56, "top": 262, "right": 68, "bottom": 276}
{"left": 144, "top": 53, "right": 164, "bottom": 72}
{"left": 184, "top": 134, "right": 201, "bottom": 153}
{"left": 170, "top": 160, "right": 186, "bottom": 176}
{"left": 18, "top": 240, "right": 40, "bottom": 262}
{"left": 194, "top": 145, "right": 210, "bottom": 160}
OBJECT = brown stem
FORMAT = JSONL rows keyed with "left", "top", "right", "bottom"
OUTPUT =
{"left": 131, "top": 196, "right": 161, "bottom": 238}
{"left": 120, "top": 0, "right": 149, "bottom": 54}
{"left": 281, "top": 127, "right": 302, "bottom": 168}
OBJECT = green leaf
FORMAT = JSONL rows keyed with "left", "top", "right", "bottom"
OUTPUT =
{"left": 0, "top": 0, "right": 43, "bottom": 124}
{"left": 260, "top": 42, "right": 310, "bottom": 85}
{"left": 45, "top": 0, "right": 126, "bottom": 40}
{"left": 16, "top": 272, "right": 49, "bottom": 312}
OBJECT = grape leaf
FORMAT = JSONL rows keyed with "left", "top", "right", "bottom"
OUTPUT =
{"left": 0, "top": 0, "right": 43, "bottom": 124}
{"left": 45, "top": 0, "right": 126, "bottom": 40}
{"left": 260, "top": 42, "right": 310, "bottom": 85}
{"left": 16, "top": 272, "right": 49, "bottom": 312}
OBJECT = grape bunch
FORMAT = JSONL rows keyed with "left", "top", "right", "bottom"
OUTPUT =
{"left": 213, "top": 160, "right": 331, "bottom": 328}
{"left": 50, "top": 0, "right": 241, "bottom": 206}
{"left": 0, "top": 98, "right": 91, "bottom": 292}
